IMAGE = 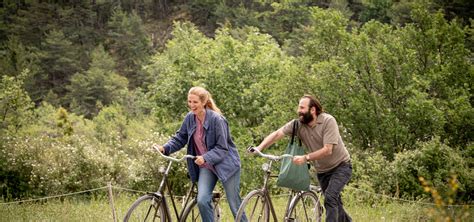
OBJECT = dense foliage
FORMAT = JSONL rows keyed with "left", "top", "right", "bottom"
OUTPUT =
{"left": 1, "top": 0, "right": 472, "bottom": 204}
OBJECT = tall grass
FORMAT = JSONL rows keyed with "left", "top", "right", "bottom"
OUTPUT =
{"left": 1, "top": 188, "right": 471, "bottom": 221}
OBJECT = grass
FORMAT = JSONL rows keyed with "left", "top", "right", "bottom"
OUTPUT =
{"left": 1, "top": 188, "right": 471, "bottom": 221}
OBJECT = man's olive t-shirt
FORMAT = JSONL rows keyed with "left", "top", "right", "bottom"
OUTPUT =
{"left": 282, "top": 113, "right": 350, "bottom": 173}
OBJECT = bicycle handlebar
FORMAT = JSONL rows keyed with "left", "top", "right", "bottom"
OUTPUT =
{"left": 247, "top": 146, "right": 293, "bottom": 161}
{"left": 152, "top": 145, "right": 196, "bottom": 162}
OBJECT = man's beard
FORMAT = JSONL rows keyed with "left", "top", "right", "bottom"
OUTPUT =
{"left": 299, "top": 111, "right": 314, "bottom": 124}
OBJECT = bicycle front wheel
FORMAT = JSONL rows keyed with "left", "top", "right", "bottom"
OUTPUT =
{"left": 181, "top": 198, "right": 221, "bottom": 222}
{"left": 236, "top": 190, "right": 270, "bottom": 222}
{"left": 124, "top": 194, "right": 167, "bottom": 222}
{"left": 286, "top": 191, "right": 322, "bottom": 222}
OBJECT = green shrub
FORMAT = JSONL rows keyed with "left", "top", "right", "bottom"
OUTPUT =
{"left": 350, "top": 148, "right": 396, "bottom": 202}
{"left": 393, "top": 137, "right": 471, "bottom": 201}
{"left": 0, "top": 102, "right": 180, "bottom": 200}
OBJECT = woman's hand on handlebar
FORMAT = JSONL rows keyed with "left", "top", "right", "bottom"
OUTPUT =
{"left": 152, "top": 144, "right": 164, "bottom": 153}
{"left": 195, "top": 156, "right": 205, "bottom": 166}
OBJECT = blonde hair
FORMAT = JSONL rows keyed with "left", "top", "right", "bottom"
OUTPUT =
{"left": 188, "top": 86, "right": 222, "bottom": 115}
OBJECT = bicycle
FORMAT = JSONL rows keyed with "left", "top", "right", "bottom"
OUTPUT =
{"left": 123, "top": 145, "right": 222, "bottom": 222}
{"left": 235, "top": 147, "right": 323, "bottom": 222}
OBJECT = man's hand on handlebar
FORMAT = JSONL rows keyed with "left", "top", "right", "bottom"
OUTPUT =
{"left": 247, "top": 146, "right": 261, "bottom": 154}
{"left": 292, "top": 155, "right": 307, "bottom": 165}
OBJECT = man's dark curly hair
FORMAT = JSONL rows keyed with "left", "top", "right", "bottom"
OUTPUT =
{"left": 301, "top": 95, "right": 324, "bottom": 115}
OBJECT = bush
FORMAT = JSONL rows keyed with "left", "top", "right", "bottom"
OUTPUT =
{"left": 0, "top": 102, "right": 180, "bottom": 200}
{"left": 350, "top": 148, "right": 396, "bottom": 201}
{"left": 393, "top": 137, "right": 471, "bottom": 202}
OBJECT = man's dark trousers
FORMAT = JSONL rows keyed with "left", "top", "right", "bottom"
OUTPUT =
{"left": 317, "top": 161, "right": 352, "bottom": 222}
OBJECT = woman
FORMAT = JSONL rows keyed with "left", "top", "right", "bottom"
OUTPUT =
{"left": 156, "top": 86, "right": 246, "bottom": 222}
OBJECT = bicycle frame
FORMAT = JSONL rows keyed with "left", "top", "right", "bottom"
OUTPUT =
{"left": 259, "top": 160, "right": 279, "bottom": 221}
{"left": 151, "top": 157, "right": 198, "bottom": 221}
{"left": 125, "top": 147, "right": 222, "bottom": 222}
{"left": 255, "top": 159, "right": 304, "bottom": 222}
{"left": 239, "top": 148, "right": 322, "bottom": 222}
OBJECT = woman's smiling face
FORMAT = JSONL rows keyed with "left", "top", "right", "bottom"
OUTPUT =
{"left": 188, "top": 94, "right": 205, "bottom": 116}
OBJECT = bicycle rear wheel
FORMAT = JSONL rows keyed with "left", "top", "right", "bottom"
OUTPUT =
{"left": 286, "top": 191, "right": 322, "bottom": 222}
{"left": 181, "top": 198, "right": 221, "bottom": 222}
{"left": 124, "top": 194, "right": 167, "bottom": 222}
{"left": 236, "top": 190, "right": 270, "bottom": 222}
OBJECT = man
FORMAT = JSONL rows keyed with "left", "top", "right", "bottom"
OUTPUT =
{"left": 253, "top": 94, "right": 352, "bottom": 222}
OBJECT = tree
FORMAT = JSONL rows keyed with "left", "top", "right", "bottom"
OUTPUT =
{"left": 0, "top": 70, "right": 34, "bottom": 136}
{"left": 211, "top": 1, "right": 314, "bottom": 44}
{"left": 146, "top": 21, "right": 212, "bottom": 123}
{"left": 359, "top": 0, "right": 393, "bottom": 23}
{"left": 0, "top": 2, "right": 19, "bottom": 44}
{"left": 36, "top": 29, "right": 82, "bottom": 106}
{"left": 283, "top": 7, "right": 351, "bottom": 62}
{"left": 146, "top": 22, "right": 295, "bottom": 130}
{"left": 0, "top": 36, "right": 41, "bottom": 103}
{"left": 151, "top": 0, "right": 171, "bottom": 19}
{"left": 403, "top": 6, "right": 473, "bottom": 148}
{"left": 106, "top": 7, "right": 151, "bottom": 88}
{"left": 58, "top": 1, "right": 100, "bottom": 69}
{"left": 67, "top": 45, "right": 129, "bottom": 118}
{"left": 7, "top": 2, "right": 59, "bottom": 47}
{"left": 329, "top": 0, "right": 354, "bottom": 19}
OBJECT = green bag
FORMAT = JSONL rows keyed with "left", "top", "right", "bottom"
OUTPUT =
{"left": 276, "top": 120, "right": 311, "bottom": 191}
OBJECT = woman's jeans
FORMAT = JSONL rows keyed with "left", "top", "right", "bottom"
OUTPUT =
{"left": 317, "top": 161, "right": 352, "bottom": 222}
{"left": 197, "top": 168, "right": 247, "bottom": 222}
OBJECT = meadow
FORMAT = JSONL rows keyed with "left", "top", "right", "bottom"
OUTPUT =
{"left": 3, "top": 186, "right": 465, "bottom": 222}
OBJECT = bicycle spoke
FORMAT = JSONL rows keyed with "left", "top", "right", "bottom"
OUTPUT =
{"left": 248, "top": 195, "right": 260, "bottom": 219}
{"left": 143, "top": 204, "right": 155, "bottom": 221}
{"left": 181, "top": 198, "right": 222, "bottom": 222}
{"left": 124, "top": 195, "right": 165, "bottom": 222}
{"left": 191, "top": 207, "right": 200, "bottom": 221}
{"left": 287, "top": 191, "right": 322, "bottom": 222}
{"left": 236, "top": 191, "right": 269, "bottom": 222}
